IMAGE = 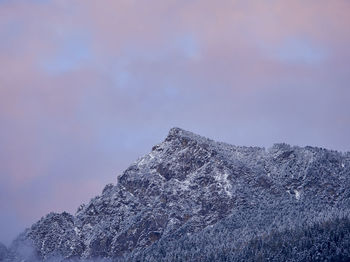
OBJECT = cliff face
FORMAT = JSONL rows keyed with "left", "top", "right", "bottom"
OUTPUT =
{"left": 8, "top": 128, "right": 350, "bottom": 261}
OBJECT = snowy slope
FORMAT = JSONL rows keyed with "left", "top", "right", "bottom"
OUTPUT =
{"left": 6, "top": 128, "right": 350, "bottom": 261}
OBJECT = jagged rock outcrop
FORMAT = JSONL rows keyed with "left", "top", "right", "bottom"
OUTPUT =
{"left": 7, "top": 128, "right": 350, "bottom": 261}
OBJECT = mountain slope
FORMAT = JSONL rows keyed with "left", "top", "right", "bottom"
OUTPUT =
{"left": 0, "top": 242, "right": 9, "bottom": 262}
{"left": 7, "top": 128, "right": 350, "bottom": 261}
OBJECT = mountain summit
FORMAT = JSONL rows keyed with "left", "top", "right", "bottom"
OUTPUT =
{"left": 4, "top": 128, "right": 350, "bottom": 261}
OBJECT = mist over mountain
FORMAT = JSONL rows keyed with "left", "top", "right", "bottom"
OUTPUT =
{"left": 2, "top": 128, "right": 350, "bottom": 262}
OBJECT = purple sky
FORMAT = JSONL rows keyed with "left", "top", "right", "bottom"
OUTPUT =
{"left": 1, "top": 0, "right": 350, "bottom": 245}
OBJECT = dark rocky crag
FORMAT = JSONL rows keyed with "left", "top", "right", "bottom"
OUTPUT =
{"left": 0, "top": 242, "right": 9, "bottom": 262}
{"left": 6, "top": 128, "right": 350, "bottom": 261}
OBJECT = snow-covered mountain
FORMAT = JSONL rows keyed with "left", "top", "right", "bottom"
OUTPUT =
{"left": 3, "top": 128, "right": 350, "bottom": 261}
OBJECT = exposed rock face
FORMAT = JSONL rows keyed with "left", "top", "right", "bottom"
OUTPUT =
{"left": 7, "top": 128, "right": 350, "bottom": 261}
{"left": 0, "top": 242, "right": 9, "bottom": 261}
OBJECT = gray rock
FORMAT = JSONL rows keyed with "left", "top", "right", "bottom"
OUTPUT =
{"left": 0, "top": 242, "right": 9, "bottom": 261}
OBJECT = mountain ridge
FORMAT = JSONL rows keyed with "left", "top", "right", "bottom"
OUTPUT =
{"left": 3, "top": 127, "right": 350, "bottom": 261}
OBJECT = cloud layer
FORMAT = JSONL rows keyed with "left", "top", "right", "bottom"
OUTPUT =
{"left": 1, "top": 0, "right": 350, "bottom": 244}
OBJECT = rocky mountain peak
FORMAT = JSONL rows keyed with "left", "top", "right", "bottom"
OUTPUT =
{"left": 165, "top": 127, "right": 191, "bottom": 140}
{"left": 6, "top": 128, "right": 350, "bottom": 261}
{"left": 164, "top": 127, "right": 208, "bottom": 143}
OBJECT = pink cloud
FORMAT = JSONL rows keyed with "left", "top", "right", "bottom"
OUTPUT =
{"left": 0, "top": 0, "right": 350, "bottom": 244}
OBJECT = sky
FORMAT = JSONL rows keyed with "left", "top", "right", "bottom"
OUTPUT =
{"left": 0, "top": 0, "right": 350, "bottom": 245}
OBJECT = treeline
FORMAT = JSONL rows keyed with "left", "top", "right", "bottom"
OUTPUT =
{"left": 232, "top": 216, "right": 350, "bottom": 262}
{"left": 127, "top": 213, "right": 350, "bottom": 262}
